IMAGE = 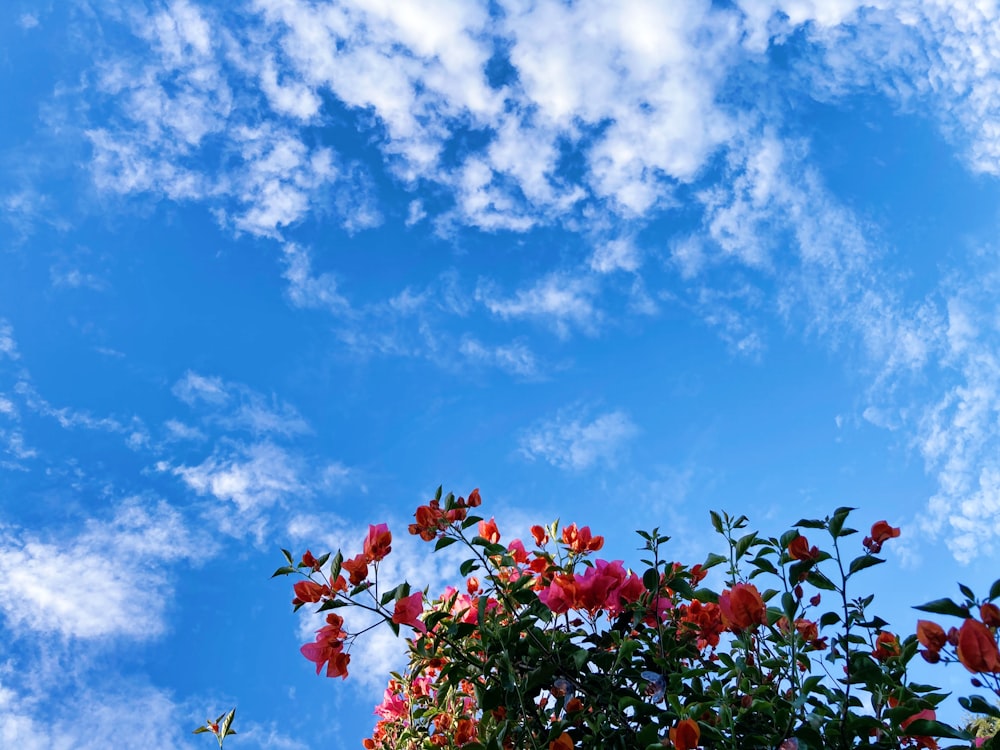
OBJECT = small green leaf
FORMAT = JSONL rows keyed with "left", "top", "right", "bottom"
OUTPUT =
{"left": 913, "top": 598, "right": 970, "bottom": 618}
{"left": 270, "top": 566, "right": 295, "bottom": 578}
{"left": 735, "top": 531, "right": 757, "bottom": 560}
{"left": 281, "top": 548, "right": 294, "bottom": 565}
{"left": 710, "top": 510, "right": 723, "bottom": 534}
{"left": 460, "top": 559, "right": 480, "bottom": 576}
{"left": 329, "top": 550, "right": 343, "bottom": 582}
{"left": 848, "top": 555, "right": 884, "bottom": 576}
{"left": 807, "top": 571, "right": 838, "bottom": 591}
{"left": 434, "top": 536, "right": 458, "bottom": 551}
{"left": 989, "top": 578, "right": 1000, "bottom": 602}
{"left": 959, "top": 582, "right": 976, "bottom": 603}
{"left": 795, "top": 518, "right": 827, "bottom": 529}
{"left": 702, "top": 552, "right": 728, "bottom": 570}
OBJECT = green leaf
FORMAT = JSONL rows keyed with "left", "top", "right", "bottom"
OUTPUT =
{"left": 434, "top": 536, "right": 458, "bottom": 551}
{"left": 795, "top": 518, "right": 827, "bottom": 529}
{"left": 806, "top": 571, "right": 838, "bottom": 591}
{"left": 460, "top": 559, "right": 479, "bottom": 577}
{"left": 989, "top": 578, "right": 1000, "bottom": 602}
{"left": 270, "top": 566, "right": 295, "bottom": 578}
{"left": 702, "top": 552, "right": 728, "bottom": 570}
{"left": 819, "top": 611, "right": 841, "bottom": 627}
{"left": 913, "top": 597, "right": 970, "bottom": 618}
{"left": 281, "top": 548, "right": 294, "bottom": 565}
{"left": 329, "top": 550, "right": 343, "bottom": 582}
{"left": 643, "top": 567, "right": 659, "bottom": 591}
{"left": 959, "top": 695, "right": 1000, "bottom": 719}
{"left": 829, "top": 507, "right": 855, "bottom": 538}
{"left": 193, "top": 726, "right": 210, "bottom": 734}
{"left": 782, "top": 591, "right": 797, "bottom": 621}
{"left": 219, "top": 708, "right": 236, "bottom": 739}
{"left": 734, "top": 531, "right": 757, "bottom": 559}
{"left": 902, "top": 719, "right": 970, "bottom": 740}
{"left": 848, "top": 554, "right": 884, "bottom": 576}
{"left": 959, "top": 582, "right": 976, "bottom": 602}
{"left": 709, "top": 510, "right": 723, "bottom": 534}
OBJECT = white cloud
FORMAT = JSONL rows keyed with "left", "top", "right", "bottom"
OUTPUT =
{"left": 0, "top": 321, "right": 18, "bottom": 360}
{"left": 281, "top": 244, "right": 349, "bottom": 313}
{"left": 0, "top": 498, "right": 198, "bottom": 640}
{"left": 172, "top": 370, "right": 310, "bottom": 437}
{"left": 169, "top": 441, "right": 307, "bottom": 514}
{"left": 0, "top": 683, "right": 189, "bottom": 750}
{"left": 458, "top": 337, "right": 539, "bottom": 378}
{"left": 519, "top": 407, "right": 638, "bottom": 471}
{"left": 589, "top": 238, "right": 641, "bottom": 274}
{"left": 478, "top": 272, "right": 600, "bottom": 338}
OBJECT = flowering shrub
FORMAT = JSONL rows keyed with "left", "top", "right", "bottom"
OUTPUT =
{"left": 273, "top": 488, "right": 1000, "bottom": 749}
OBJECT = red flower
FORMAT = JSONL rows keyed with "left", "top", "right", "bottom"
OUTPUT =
{"left": 301, "top": 613, "right": 349, "bottom": 678}
{"left": 478, "top": 517, "right": 501, "bottom": 544}
{"left": 669, "top": 718, "right": 700, "bottom": 750}
{"left": 719, "top": 583, "right": 767, "bottom": 631}
{"left": 872, "top": 631, "right": 901, "bottom": 661}
{"left": 301, "top": 550, "right": 321, "bottom": 571}
{"left": 981, "top": 603, "right": 1000, "bottom": 628}
{"left": 455, "top": 718, "right": 477, "bottom": 745}
{"left": 901, "top": 708, "right": 939, "bottom": 750}
{"left": 916, "top": 620, "right": 946, "bottom": 652}
{"left": 341, "top": 554, "right": 368, "bottom": 586}
{"left": 293, "top": 580, "right": 330, "bottom": 604}
{"left": 364, "top": 523, "right": 392, "bottom": 562}
{"left": 466, "top": 488, "right": 482, "bottom": 507}
{"left": 392, "top": 592, "right": 427, "bottom": 633}
{"left": 549, "top": 732, "right": 573, "bottom": 750}
{"left": 957, "top": 618, "right": 1000, "bottom": 673}
{"left": 863, "top": 520, "right": 900, "bottom": 554}
{"left": 788, "top": 535, "right": 820, "bottom": 562}
{"left": 531, "top": 525, "right": 548, "bottom": 546}
{"left": 561, "top": 523, "right": 604, "bottom": 554}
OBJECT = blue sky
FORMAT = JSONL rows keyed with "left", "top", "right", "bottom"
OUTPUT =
{"left": 3, "top": 0, "right": 1000, "bottom": 746}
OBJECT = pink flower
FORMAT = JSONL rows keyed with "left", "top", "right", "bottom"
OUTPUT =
{"left": 364, "top": 523, "right": 392, "bottom": 562}
{"left": 392, "top": 592, "right": 426, "bottom": 632}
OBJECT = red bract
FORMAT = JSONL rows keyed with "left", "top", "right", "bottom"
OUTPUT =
{"left": 917, "top": 620, "right": 946, "bottom": 652}
{"left": 561, "top": 523, "right": 604, "bottom": 554}
{"left": 957, "top": 618, "right": 1000, "bottom": 673}
{"left": 531, "top": 525, "right": 548, "bottom": 546}
{"left": 342, "top": 553, "right": 368, "bottom": 586}
{"left": 392, "top": 592, "right": 427, "bottom": 633}
{"left": 293, "top": 580, "right": 330, "bottom": 604}
{"left": 981, "top": 603, "right": 1000, "bottom": 628}
{"left": 364, "top": 523, "right": 392, "bottom": 562}
{"left": 301, "top": 613, "right": 350, "bottom": 678}
{"left": 872, "top": 631, "right": 901, "bottom": 661}
{"left": 788, "top": 534, "right": 820, "bottom": 562}
{"left": 719, "top": 583, "right": 767, "bottom": 631}
{"left": 669, "top": 718, "right": 700, "bottom": 750}
{"left": 863, "top": 520, "right": 900, "bottom": 554}
{"left": 478, "top": 517, "right": 500, "bottom": 544}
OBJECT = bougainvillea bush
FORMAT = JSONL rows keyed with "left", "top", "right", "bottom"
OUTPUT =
{"left": 272, "top": 488, "right": 1000, "bottom": 750}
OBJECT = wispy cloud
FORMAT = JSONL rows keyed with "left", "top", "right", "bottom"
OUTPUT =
{"left": 0, "top": 320, "right": 19, "bottom": 360}
{"left": 477, "top": 272, "right": 600, "bottom": 338}
{"left": 519, "top": 406, "right": 638, "bottom": 471}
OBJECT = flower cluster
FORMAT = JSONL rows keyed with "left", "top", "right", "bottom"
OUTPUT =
{"left": 274, "top": 490, "right": 1000, "bottom": 750}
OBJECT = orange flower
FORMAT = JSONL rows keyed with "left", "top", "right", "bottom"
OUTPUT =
{"left": 669, "top": 718, "right": 700, "bottom": 750}
{"left": 454, "top": 718, "right": 477, "bottom": 745}
{"left": 550, "top": 732, "right": 573, "bottom": 750}
{"left": 788, "top": 535, "right": 820, "bottom": 562}
{"left": 719, "top": 583, "right": 767, "bottom": 631}
{"left": 531, "top": 525, "right": 549, "bottom": 546}
{"left": 917, "top": 620, "right": 947, "bottom": 652}
{"left": 872, "top": 631, "right": 901, "bottom": 660}
{"left": 957, "top": 618, "right": 1000, "bottom": 673}
{"left": 561, "top": 523, "right": 604, "bottom": 554}
{"left": 293, "top": 580, "right": 330, "bottom": 604}
{"left": 478, "top": 517, "right": 501, "bottom": 544}
{"left": 863, "top": 520, "right": 900, "bottom": 554}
